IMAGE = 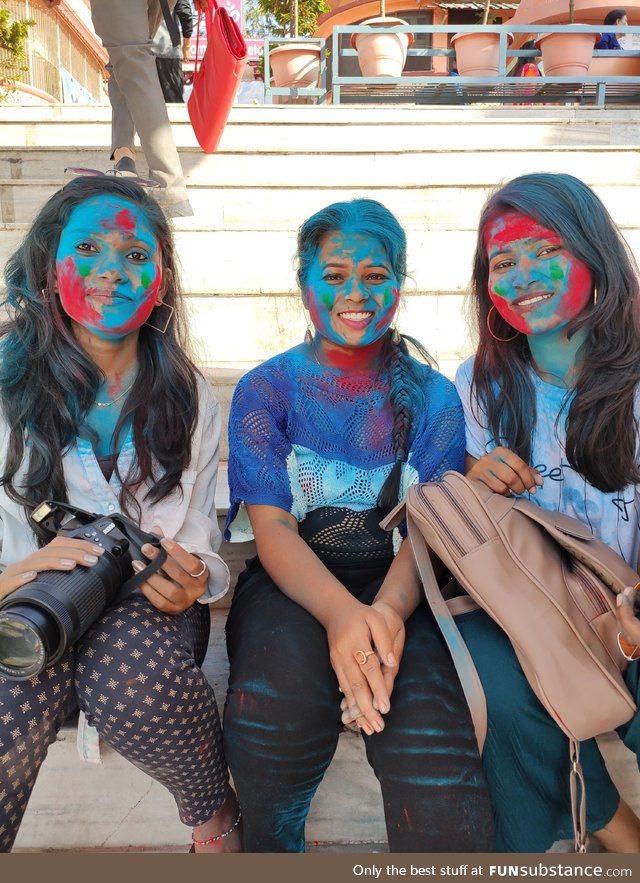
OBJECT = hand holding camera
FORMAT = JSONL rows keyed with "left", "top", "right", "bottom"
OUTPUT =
{"left": 0, "top": 502, "right": 207, "bottom": 681}
{"left": 0, "top": 535, "right": 106, "bottom": 600}
{"left": 134, "top": 532, "right": 209, "bottom": 615}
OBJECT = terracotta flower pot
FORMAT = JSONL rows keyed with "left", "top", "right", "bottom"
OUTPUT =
{"left": 588, "top": 56, "right": 640, "bottom": 76}
{"left": 451, "top": 31, "right": 513, "bottom": 77}
{"left": 269, "top": 43, "right": 321, "bottom": 88}
{"left": 351, "top": 17, "right": 415, "bottom": 77}
{"left": 535, "top": 31, "right": 599, "bottom": 76}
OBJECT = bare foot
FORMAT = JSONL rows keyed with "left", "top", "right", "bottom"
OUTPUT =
{"left": 191, "top": 789, "right": 242, "bottom": 853}
{"left": 594, "top": 799, "right": 640, "bottom": 853}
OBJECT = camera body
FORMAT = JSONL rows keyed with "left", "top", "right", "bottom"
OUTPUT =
{"left": 0, "top": 502, "right": 164, "bottom": 681}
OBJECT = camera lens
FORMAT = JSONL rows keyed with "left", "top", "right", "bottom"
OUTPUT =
{"left": 0, "top": 605, "right": 57, "bottom": 679}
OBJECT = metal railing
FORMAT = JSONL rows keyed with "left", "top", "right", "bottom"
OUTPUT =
{"left": 329, "top": 23, "right": 640, "bottom": 106}
{"left": 264, "top": 36, "right": 328, "bottom": 105}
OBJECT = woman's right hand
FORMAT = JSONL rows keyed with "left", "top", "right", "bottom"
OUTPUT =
{"left": 0, "top": 537, "right": 105, "bottom": 600}
{"left": 326, "top": 599, "right": 400, "bottom": 736}
{"left": 466, "top": 447, "right": 543, "bottom": 496}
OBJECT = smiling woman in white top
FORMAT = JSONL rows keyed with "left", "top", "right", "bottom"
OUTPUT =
{"left": 455, "top": 172, "right": 640, "bottom": 853}
{"left": 0, "top": 176, "right": 240, "bottom": 853}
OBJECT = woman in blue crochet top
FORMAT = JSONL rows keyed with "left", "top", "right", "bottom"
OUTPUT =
{"left": 223, "top": 199, "right": 494, "bottom": 852}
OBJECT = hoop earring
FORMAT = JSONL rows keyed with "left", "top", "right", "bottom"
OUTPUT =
{"left": 146, "top": 302, "right": 174, "bottom": 334}
{"left": 391, "top": 324, "right": 401, "bottom": 345}
{"left": 486, "top": 305, "right": 519, "bottom": 343}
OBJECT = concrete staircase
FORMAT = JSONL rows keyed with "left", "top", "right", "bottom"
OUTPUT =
{"left": 3, "top": 102, "right": 640, "bottom": 851}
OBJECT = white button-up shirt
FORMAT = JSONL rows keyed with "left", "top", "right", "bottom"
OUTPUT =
{"left": 0, "top": 375, "right": 229, "bottom": 603}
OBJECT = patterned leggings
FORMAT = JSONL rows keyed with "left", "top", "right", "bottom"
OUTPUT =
{"left": 0, "top": 593, "right": 229, "bottom": 852}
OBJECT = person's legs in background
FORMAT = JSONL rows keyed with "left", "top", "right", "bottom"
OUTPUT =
{"left": 89, "top": 0, "right": 193, "bottom": 217}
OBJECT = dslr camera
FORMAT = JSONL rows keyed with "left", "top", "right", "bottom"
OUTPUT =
{"left": 0, "top": 501, "right": 166, "bottom": 681}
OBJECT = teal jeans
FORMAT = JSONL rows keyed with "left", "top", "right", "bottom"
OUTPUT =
{"left": 457, "top": 608, "right": 639, "bottom": 852}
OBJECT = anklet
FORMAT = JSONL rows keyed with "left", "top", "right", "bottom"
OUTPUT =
{"left": 191, "top": 809, "right": 242, "bottom": 846}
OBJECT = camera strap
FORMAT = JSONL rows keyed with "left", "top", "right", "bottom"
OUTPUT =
{"left": 119, "top": 543, "right": 168, "bottom": 598}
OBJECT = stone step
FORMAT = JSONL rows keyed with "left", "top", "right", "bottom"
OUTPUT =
{"left": 1, "top": 104, "right": 639, "bottom": 148}
{"left": 3, "top": 179, "right": 640, "bottom": 231}
{"left": 3, "top": 226, "right": 640, "bottom": 295}
{"left": 3, "top": 145, "right": 640, "bottom": 187}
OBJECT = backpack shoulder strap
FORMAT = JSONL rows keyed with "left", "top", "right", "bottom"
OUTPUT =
{"left": 405, "top": 502, "right": 488, "bottom": 753}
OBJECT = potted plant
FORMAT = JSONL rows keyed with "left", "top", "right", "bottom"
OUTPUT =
{"left": 451, "top": 0, "right": 513, "bottom": 77}
{"left": 263, "top": 0, "right": 328, "bottom": 88}
{"left": 534, "top": 0, "right": 600, "bottom": 76}
{"left": 351, "top": 1, "right": 415, "bottom": 77}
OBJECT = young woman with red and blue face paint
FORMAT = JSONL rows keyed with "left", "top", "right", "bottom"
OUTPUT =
{"left": 453, "top": 173, "right": 640, "bottom": 853}
{"left": 0, "top": 177, "right": 240, "bottom": 853}
{"left": 224, "top": 199, "right": 494, "bottom": 852}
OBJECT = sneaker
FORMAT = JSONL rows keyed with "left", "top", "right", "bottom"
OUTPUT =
{"left": 106, "top": 156, "right": 139, "bottom": 177}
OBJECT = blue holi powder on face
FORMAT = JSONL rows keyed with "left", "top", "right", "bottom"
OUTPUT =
{"left": 305, "top": 231, "right": 399, "bottom": 348}
{"left": 55, "top": 195, "right": 161, "bottom": 340}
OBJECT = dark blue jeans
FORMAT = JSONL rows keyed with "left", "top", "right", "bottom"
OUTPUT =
{"left": 223, "top": 556, "right": 494, "bottom": 852}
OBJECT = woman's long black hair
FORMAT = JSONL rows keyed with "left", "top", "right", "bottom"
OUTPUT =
{"left": 470, "top": 172, "right": 640, "bottom": 492}
{"left": 0, "top": 176, "right": 200, "bottom": 533}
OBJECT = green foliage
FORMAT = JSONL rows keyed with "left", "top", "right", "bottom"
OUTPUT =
{"left": 257, "top": 0, "right": 329, "bottom": 37}
{"left": 0, "top": 4, "right": 34, "bottom": 102}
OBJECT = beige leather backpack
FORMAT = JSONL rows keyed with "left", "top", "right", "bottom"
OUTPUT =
{"left": 383, "top": 470, "right": 638, "bottom": 852}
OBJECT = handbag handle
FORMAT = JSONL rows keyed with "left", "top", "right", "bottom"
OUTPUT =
{"left": 194, "top": 1, "right": 218, "bottom": 76}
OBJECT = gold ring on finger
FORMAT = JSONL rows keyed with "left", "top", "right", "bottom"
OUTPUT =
{"left": 355, "top": 649, "right": 375, "bottom": 665}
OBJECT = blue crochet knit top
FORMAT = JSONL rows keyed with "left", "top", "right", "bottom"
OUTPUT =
{"left": 225, "top": 343, "right": 465, "bottom": 542}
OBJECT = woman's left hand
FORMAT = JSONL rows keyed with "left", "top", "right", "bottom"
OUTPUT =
{"left": 339, "top": 600, "right": 405, "bottom": 730}
{"left": 617, "top": 586, "right": 640, "bottom": 651}
{"left": 133, "top": 534, "right": 208, "bottom": 614}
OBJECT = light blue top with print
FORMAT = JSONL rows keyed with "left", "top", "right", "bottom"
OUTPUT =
{"left": 455, "top": 355, "right": 640, "bottom": 568}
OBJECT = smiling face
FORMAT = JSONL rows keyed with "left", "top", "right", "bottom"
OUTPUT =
{"left": 55, "top": 195, "right": 163, "bottom": 340}
{"left": 485, "top": 211, "right": 593, "bottom": 336}
{"left": 303, "top": 230, "right": 400, "bottom": 350}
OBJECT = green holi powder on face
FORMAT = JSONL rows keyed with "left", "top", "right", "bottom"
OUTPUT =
{"left": 321, "top": 290, "right": 333, "bottom": 310}
{"left": 493, "top": 283, "right": 507, "bottom": 296}
{"left": 78, "top": 264, "right": 91, "bottom": 278}
{"left": 141, "top": 271, "right": 152, "bottom": 289}
{"left": 549, "top": 262, "right": 564, "bottom": 281}
{"left": 382, "top": 287, "right": 394, "bottom": 308}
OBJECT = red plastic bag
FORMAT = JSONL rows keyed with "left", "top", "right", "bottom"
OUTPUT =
{"left": 187, "top": 1, "right": 247, "bottom": 153}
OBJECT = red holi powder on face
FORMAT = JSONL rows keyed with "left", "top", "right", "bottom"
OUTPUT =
{"left": 114, "top": 267, "right": 162, "bottom": 334}
{"left": 100, "top": 206, "right": 137, "bottom": 237}
{"left": 484, "top": 211, "right": 560, "bottom": 249}
{"left": 57, "top": 256, "right": 103, "bottom": 324}
{"left": 557, "top": 258, "right": 593, "bottom": 319}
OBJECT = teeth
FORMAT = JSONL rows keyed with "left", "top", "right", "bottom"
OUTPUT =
{"left": 519, "top": 294, "right": 550, "bottom": 307}
{"left": 340, "top": 312, "right": 372, "bottom": 320}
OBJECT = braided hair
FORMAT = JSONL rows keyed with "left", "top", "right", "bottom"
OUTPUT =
{"left": 377, "top": 333, "right": 433, "bottom": 516}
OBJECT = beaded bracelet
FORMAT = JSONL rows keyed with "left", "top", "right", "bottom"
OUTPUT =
{"left": 191, "top": 809, "right": 242, "bottom": 847}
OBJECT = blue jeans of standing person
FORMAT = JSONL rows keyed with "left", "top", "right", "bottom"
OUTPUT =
{"left": 223, "top": 553, "right": 495, "bottom": 853}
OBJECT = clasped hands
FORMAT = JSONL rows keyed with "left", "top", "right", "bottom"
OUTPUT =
{"left": 327, "top": 599, "right": 405, "bottom": 736}
{"left": 0, "top": 529, "right": 208, "bottom": 614}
